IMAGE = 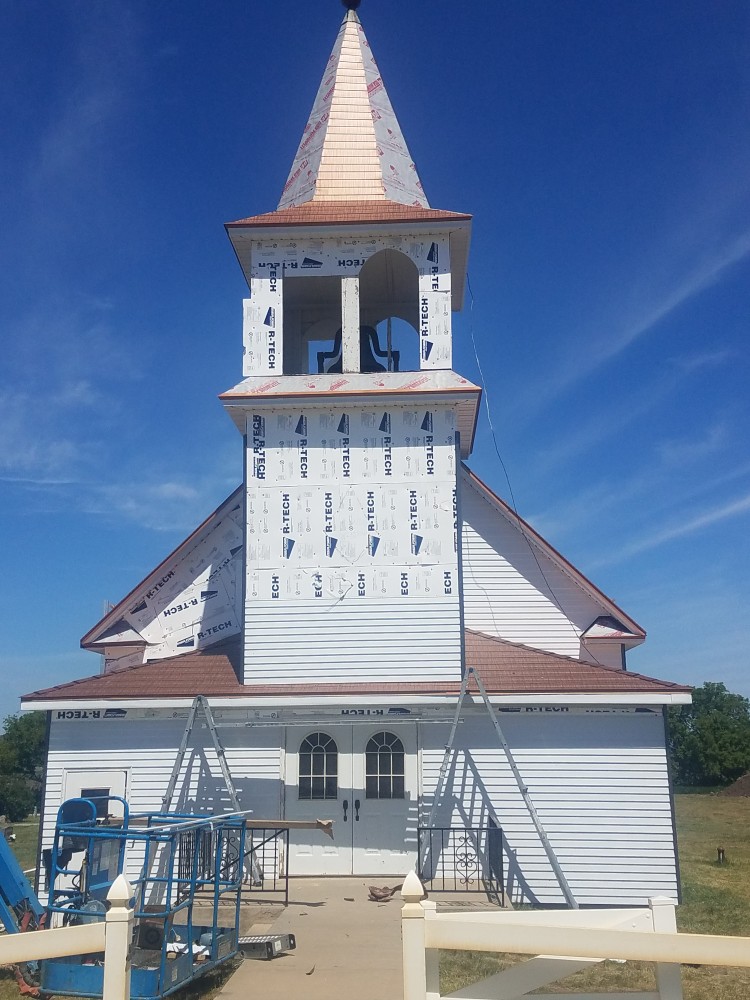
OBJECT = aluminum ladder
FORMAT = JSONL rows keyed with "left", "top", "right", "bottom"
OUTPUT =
{"left": 163, "top": 695, "right": 263, "bottom": 884}
{"left": 423, "top": 666, "right": 578, "bottom": 908}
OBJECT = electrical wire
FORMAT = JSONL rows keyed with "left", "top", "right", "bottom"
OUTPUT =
{"left": 465, "top": 274, "right": 606, "bottom": 667}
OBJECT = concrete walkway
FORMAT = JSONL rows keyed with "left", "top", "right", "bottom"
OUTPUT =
{"left": 219, "top": 878, "right": 405, "bottom": 1000}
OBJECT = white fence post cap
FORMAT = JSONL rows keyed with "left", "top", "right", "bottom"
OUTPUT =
{"left": 401, "top": 870, "right": 424, "bottom": 903}
{"left": 107, "top": 874, "right": 134, "bottom": 908}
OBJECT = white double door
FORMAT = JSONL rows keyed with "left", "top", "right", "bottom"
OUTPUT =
{"left": 285, "top": 723, "right": 418, "bottom": 876}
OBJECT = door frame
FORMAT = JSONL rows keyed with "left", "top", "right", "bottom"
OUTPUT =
{"left": 283, "top": 721, "right": 419, "bottom": 875}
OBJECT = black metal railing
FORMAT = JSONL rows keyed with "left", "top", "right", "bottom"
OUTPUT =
{"left": 418, "top": 824, "right": 504, "bottom": 899}
{"left": 242, "top": 827, "right": 290, "bottom": 905}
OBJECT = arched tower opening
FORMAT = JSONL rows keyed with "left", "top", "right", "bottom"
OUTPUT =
{"left": 359, "top": 249, "right": 420, "bottom": 372}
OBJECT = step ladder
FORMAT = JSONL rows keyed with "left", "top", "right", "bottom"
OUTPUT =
{"left": 163, "top": 695, "right": 263, "bottom": 885}
{"left": 162, "top": 695, "right": 240, "bottom": 813}
{"left": 423, "top": 666, "right": 578, "bottom": 908}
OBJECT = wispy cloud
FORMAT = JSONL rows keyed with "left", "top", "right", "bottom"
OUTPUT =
{"left": 26, "top": 3, "right": 142, "bottom": 199}
{"left": 655, "top": 421, "right": 728, "bottom": 467}
{"left": 528, "top": 349, "right": 733, "bottom": 476}
{"left": 590, "top": 492, "right": 750, "bottom": 567}
{"left": 0, "top": 388, "right": 84, "bottom": 476}
{"left": 530, "top": 375, "right": 677, "bottom": 475}
{"left": 670, "top": 348, "right": 737, "bottom": 375}
{"left": 88, "top": 476, "right": 235, "bottom": 533}
{"left": 503, "top": 218, "right": 750, "bottom": 424}
{"left": 589, "top": 228, "right": 750, "bottom": 375}
{"left": 530, "top": 453, "right": 750, "bottom": 547}
{"left": 1, "top": 470, "right": 236, "bottom": 533}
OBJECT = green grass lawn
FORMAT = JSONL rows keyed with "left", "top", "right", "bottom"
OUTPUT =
{"left": 440, "top": 793, "right": 750, "bottom": 998}
{"left": 4, "top": 819, "right": 40, "bottom": 876}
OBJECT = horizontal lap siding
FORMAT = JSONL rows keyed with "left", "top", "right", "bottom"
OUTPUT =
{"left": 420, "top": 711, "right": 678, "bottom": 906}
{"left": 245, "top": 600, "right": 462, "bottom": 682}
{"left": 460, "top": 473, "right": 605, "bottom": 656}
{"left": 43, "top": 719, "right": 283, "bottom": 892}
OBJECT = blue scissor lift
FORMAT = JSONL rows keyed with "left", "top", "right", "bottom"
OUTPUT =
{"left": 1, "top": 795, "right": 250, "bottom": 999}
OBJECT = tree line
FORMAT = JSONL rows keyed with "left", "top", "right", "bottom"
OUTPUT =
{"left": 0, "top": 712, "right": 46, "bottom": 821}
{"left": 666, "top": 681, "right": 750, "bottom": 787}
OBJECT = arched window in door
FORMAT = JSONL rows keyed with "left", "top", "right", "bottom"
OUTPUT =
{"left": 299, "top": 732, "right": 338, "bottom": 799}
{"left": 365, "top": 731, "right": 405, "bottom": 799}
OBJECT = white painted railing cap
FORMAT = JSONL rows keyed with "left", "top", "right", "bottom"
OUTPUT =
{"left": 106, "top": 874, "right": 135, "bottom": 908}
{"left": 402, "top": 870, "right": 424, "bottom": 903}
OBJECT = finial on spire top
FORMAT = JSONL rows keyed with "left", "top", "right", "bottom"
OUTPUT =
{"left": 342, "top": 0, "right": 361, "bottom": 10}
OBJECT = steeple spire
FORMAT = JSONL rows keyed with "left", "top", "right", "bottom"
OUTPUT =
{"left": 278, "top": 6, "right": 428, "bottom": 209}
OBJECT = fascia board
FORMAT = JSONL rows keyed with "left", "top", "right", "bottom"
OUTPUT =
{"left": 23, "top": 691, "right": 691, "bottom": 712}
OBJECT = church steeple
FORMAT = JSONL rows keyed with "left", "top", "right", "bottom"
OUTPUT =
{"left": 221, "top": 4, "right": 480, "bottom": 688}
{"left": 279, "top": 6, "right": 428, "bottom": 208}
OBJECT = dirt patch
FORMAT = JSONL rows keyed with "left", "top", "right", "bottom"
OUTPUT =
{"left": 719, "top": 773, "right": 750, "bottom": 796}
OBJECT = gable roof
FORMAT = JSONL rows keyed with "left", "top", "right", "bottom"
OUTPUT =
{"left": 462, "top": 467, "right": 646, "bottom": 640}
{"left": 81, "top": 487, "right": 243, "bottom": 650}
{"left": 82, "top": 468, "right": 645, "bottom": 660}
{"left": 22, "top": 630, "right": 689, "bottom": 705}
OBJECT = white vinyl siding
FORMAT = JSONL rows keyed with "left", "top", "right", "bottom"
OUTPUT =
{"left": 420, "top": 710, "right": 678, "bottom": 906}
{"left": 245, "top": 600, "right": 461, "bottom": 683}
{"left": 41, "top": 719, "right": 282, "bottom": 893}
{"left": 460, "top": 472, "right": 610, "bottom": 657}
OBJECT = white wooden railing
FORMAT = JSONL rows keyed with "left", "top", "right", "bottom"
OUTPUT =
{"left": 0, "top": 875, "right": 134, "bottom": 1000}
{"left": 401, "top": 869, "right": 750, "bottom": 1000}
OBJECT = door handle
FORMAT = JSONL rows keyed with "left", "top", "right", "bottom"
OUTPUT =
{"left": 343, "top": 798, "right": 349, "bottom": 822}
{"left": 354, "top": 799, "right": 360, "bottom": 822}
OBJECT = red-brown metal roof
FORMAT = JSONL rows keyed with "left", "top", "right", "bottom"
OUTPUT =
{"left": 226, "top": 200, "right": 471, "bottom": 229}
{"left": 22, "top": 630, "right": 689, "bottom": 703}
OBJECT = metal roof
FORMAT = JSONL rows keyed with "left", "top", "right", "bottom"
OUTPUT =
{"left": 23, "top": 631, "right": 690, "bottom": 704}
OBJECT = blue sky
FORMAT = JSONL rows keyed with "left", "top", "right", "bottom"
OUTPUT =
{"left": 1, "top": 0, "right": 748, "bottom": 719}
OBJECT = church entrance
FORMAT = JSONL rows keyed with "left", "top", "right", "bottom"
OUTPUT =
{"left": 284, "top": 723, "right": 418, "bottom": 876}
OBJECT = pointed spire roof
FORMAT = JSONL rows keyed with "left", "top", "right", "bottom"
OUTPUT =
{"left": 278, "top": 8, "right": 428, "bottom": 209}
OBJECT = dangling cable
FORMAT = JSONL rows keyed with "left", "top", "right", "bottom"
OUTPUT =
{"left": 465, "top": 274, "right": 606, "bottom": 666}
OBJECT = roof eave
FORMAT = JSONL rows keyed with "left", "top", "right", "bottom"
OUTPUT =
{"left": 22, "top": 690, "right": 692, "bottom": 712}
{"left": 225, "top": 209, "right": 472, "bottom": 230}
{"left": 219, "top": 382, "right": 480, "bottom": 458}
{"left": 225, "top": 213, "right": 471, "bottom": 311}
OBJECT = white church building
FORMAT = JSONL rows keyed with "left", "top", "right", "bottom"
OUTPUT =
{"left": 23, "top": 3, "right": 690, "bottom": 907}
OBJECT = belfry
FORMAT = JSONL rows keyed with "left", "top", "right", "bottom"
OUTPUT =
{"left": 24, "top": 4, "right": 690, "bottom": 902}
